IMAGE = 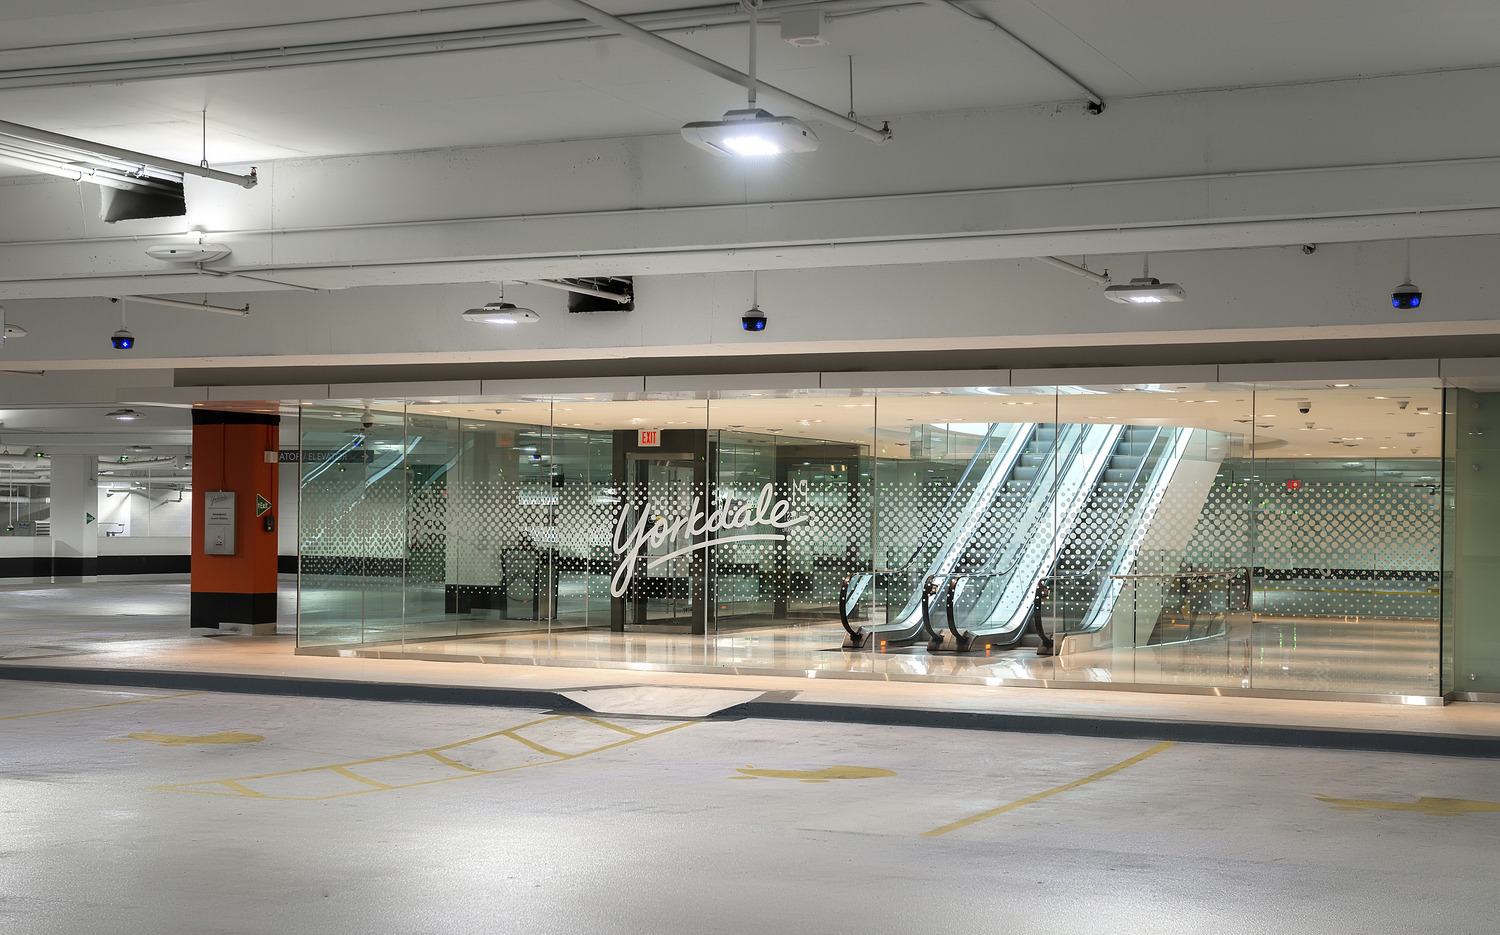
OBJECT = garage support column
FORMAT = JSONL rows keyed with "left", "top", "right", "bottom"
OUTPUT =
{"left": 190, "top": 410, "right": 279, "bottom": 633}
{"left": 49, "top": 454, "right": 98, "bottom": 583}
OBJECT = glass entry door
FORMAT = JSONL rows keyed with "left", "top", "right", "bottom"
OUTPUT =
{"left": 611, "top": 441, "right": 709, "bottom": 633}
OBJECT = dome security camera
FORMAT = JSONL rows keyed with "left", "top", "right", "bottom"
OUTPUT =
{"left": 1391, "top": 281, "right": 1422, "bottom": 310}
{"left": 741, "top": 306, "right": 767, "bottom": 332}
{"left": 111, "top": 328, "right": 135, "bottom": 350}
{"left": 1298, "top": 402, "right": 1311, "bottom": 415}
{"left": 360, "top": 408, "right": 375, "bottom": 430}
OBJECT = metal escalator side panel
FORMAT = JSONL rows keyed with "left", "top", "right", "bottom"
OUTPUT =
{"left": 939, "top": 421, "right": 1086, "bottom": 640}
{"left": 859, "top": 423, "right": 1027, "bottom": 643}
{"left": 993, "top": 422, "right": 1127, "bottom": 636}
{"left": 883, "top": 423, "right": 1032, "bottom": 625}
{"left": 1074, "top": 427, "right": 1199, "bottom": 633}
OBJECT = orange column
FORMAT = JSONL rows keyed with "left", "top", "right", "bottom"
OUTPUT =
{"left": 190, "top": 410, "right": 279, "bottom": 633}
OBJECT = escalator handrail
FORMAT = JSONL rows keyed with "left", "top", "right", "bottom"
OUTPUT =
{"left": 950, "top": 422, "right": 1121, "bottom": 641}
{"left": 1067, "top": 427, "right": 1173, "bottom": 583}
{"left": 886, "top": 423, "right": 1006, "bottom": 575}
{"left": 1060, "top": 428, "right": 1197, "bottom": 636}
{"left": 837, "top": 569, "right": 900, "bottom": 639}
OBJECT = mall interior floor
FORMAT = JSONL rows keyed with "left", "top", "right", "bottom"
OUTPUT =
{"left": 4, "top": 676, "right": 1499, "bottom": 934}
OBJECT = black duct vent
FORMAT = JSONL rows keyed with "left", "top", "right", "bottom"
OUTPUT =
{"left": 565, "top": 276, "right": 634, "bottom": 314}
{"left": 100, "top": 180, "right": 187, "bottom": 222}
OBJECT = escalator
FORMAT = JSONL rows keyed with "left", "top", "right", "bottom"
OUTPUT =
{"left": 929, "top": 424, "right": 1193, "bottom": 652}
{"left": 839, "top": 422, "right": 1034, "bottom": 648}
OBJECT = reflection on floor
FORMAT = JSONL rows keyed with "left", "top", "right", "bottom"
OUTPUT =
{"left": 306, "top": 613, "right": 1441, "bottom": 698}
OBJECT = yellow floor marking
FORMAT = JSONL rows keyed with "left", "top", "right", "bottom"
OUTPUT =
{"left": 0, "top": 692, "right": 203, "bottom": 722}
{"left": 109, "top": 730, "right": 264, "bottom": 746}
{"left": 734, "top": 766, "right": 897, "bottom": 782}
{"left": 921, "top": 741, "right": 1177, "bottom": 838}
{"left": 149, "top": 715, "right": 696, "bottom": 801}
{"left": 577, "top": 715, "right": 648, "bottom": 738}
{"left": 1315, "top": 793, "right": 1500, "bottom": 816}
{"left": 332, "top": 766, "right": 396, "bottom": 789}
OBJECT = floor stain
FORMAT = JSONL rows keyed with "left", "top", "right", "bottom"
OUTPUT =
{"left": 731, "top": 766, "right": 897, "bottom": 783}
{"left": 1315, "top": 793, "right": 1500, "bottom": 816}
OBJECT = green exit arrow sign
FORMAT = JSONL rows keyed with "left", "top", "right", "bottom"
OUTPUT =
{"left": 255, "top": 495, "right": 271, "bottom": 517}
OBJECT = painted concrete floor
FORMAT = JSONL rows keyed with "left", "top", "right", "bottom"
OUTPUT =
{"left": 4, "top": 679, "right": 1499, "bottom": 934}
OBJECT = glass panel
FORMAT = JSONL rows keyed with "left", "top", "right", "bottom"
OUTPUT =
{"left": 1046, "top": 384, "right": 1253, "bottom": 688}
{"left": 867, "top": 387, "right": 1056, "bottom": 679}
{"left": 297, "top": 404, "right": 379, "bottom": 647}
{"left": 444, "top": 407, "right": 557, "bottom": 639}
{"left": 1247, "top": 385, "right": 1442, "bottom": 695}
{"left": 706, "top": 392, "right": 874, "bottom": 671}
{"left": 401, "top": 409, "right": 460, "bottom": 643}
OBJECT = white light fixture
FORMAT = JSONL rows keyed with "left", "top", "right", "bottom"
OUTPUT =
{"left": 146, "top": 242, "right": 232, "bottom": 263}
{"left": 105, "top": 408, "right": 143, "bottom": 421}
{"left": 1104, "top": 254, "right": 1186, "bottom": 304}
{"left": 681, "top": 1, "right": 819, "bottom": 157}
{"left": 683, "top": 109, "right": 819, "bottom": 156}
{"left": 462, "top": 284, "right": 539, "bottom": 324}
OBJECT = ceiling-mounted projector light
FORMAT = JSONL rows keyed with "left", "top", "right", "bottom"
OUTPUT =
{"left": 1104, "top": 254, "right": 1185, "bottom": 304}
{"left": 682, "top": 108, "right": 819, "bottom": 156}
{"left": 145, "top": 243, "right": 232, "bottom": 263}
{"left": 1104, "top": 277, "right": 1186, "bottom": 304}
{"left": 105, "top": 408, "right": 142, "bottom": 421}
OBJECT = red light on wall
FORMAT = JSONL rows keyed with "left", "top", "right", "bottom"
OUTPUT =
{"left": 1286, "top": 479, "right": 1302, "bottom": 490}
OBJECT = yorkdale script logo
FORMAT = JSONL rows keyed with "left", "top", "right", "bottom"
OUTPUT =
{"left": 611, "top": 482, "right": 808, "bottom": 597}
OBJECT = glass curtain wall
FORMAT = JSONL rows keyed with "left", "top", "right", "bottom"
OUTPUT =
{"left": 295, "top": 383, "right": 1447, "bottom": 699}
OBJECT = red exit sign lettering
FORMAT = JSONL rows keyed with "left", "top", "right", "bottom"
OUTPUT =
{"left": 638, "top": 429, "right": 661, "bottom": 447}
{"left": 1285, "top": 479, "right": 1302, "bottom": 490}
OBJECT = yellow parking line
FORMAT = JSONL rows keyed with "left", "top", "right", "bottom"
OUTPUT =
{"left": 921, "top": 741, "right": 1177, "bottom": 837}
{"left": 0, "top": 692, "right": 204, "bottom": 722}
{"left": 150, "top": 715, "right": 696, "bottom": 801}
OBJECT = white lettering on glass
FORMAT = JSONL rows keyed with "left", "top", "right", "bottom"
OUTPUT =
{"left": 610, "top": 482, "right": 807, "bottom": 597}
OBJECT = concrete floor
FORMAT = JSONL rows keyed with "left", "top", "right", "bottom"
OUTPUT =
{"left": 5, "top": 678, "right": 1500, "bottom": 935}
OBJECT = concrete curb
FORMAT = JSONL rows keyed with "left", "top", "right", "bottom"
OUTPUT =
{"left": 5, "top": 663, "right": 1498, "bottom": 758}
{"left": 710, "top": 700, "right": 1500, "bottom": 758}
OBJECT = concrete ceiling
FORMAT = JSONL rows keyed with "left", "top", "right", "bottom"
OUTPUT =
{"left": 2, "top": 0, "right": 1500, "bottom": 390}
{"left": 5, "top": 0, "right": 1498, "bottom": 164}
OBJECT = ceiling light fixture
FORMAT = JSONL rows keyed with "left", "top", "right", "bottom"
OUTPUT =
{"left": 462, "top": 284, "right": 540, "bottom": 325}
{"left": 681, "top": 1, "right": 819, "bottom": 157}
{"left": 1104, "top": 254, "right": 1186, "bottom": 304}
{"left": 105, "top": 408, "right": 142, "bottom": 421}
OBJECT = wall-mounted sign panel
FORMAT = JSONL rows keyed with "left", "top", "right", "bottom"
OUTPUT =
{"left": 204, "top": 491, "right": 236, "bottom": 555}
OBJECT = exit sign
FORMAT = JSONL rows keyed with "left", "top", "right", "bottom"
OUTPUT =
{"left": 638, "top": 429, "right": 661, "bottom": 447}
{"left": 1286, "top": 479, "right": 1302, "bottom": 490}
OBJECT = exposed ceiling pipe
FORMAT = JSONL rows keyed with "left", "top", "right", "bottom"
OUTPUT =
{"left": 118, "top": 295, "right": 250, "bottom": 317}
{"left": 546, "top": 0, "right": 892, "bottom": 144}
{"left": 1035, "top": 256, "right": 1110, "bottom": 284}
{"left": 0, "top": 120, "right": 258, "bottom": 189}
{"left": 923, "top": 0, "right": 1104, "bottom": 112}
{"left": 514, "top": 279, "right": 632, "bottom": 303}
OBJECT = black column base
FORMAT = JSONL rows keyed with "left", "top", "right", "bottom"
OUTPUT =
{"left": 191, "top": 591, "right": 277, "bottom": 629}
